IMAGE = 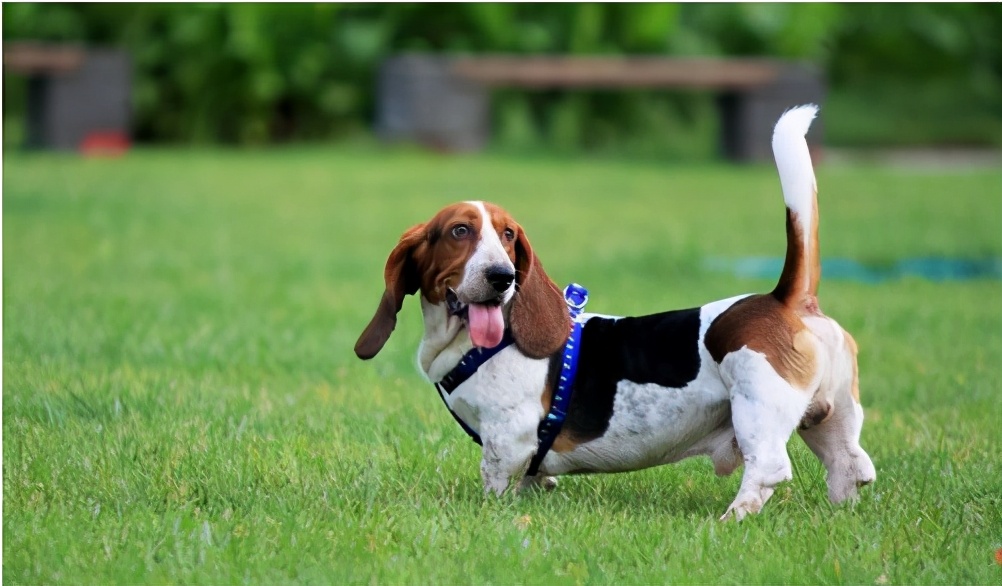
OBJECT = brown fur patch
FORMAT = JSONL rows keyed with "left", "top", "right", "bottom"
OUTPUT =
{"left": 705, "top": 294, "right": 818, "bottom": 390}
{"left": 508, "top": 227, "right": 571, "bottom": 359}
{"left": 414, "top": 203, "right": 488, "bottom": 303}
{"left": 550, "top": 430, "right": 580, "bottom": 453}
{"left": 355, "top": 224, "right": 427, "bottom": 359}
{"left": 708, "top": 195, "right": 825, "bottom": 386}
{"left": 843, "top": 329, "right": 861, "bottom": 403}
{"left": 773, "top": 206, "right": 821, "bottom": 307}
{"left": 540, "top": 373, "right": 553, "bottom": 413}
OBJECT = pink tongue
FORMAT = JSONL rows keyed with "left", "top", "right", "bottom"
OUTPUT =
{"left": 468, "top": 303, "right": 505, "bottom": 349}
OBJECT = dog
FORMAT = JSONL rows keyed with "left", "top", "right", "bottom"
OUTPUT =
{"left": 355, "top": 105, "right": 876, "bottom": 520}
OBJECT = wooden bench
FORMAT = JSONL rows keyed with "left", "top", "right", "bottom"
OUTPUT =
{"left": 3, "top": 42, "right": 131, "bottom": 151}
{"left": 377, "top": 55, "right": 825, "bottom": 161}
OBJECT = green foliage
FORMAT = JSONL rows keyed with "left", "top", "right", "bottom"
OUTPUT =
{"left": 4, "top": 146, "right": 1002, "bottom": 582}
{"left": 2, "top": 3, "right": 1000, "bottom": 147}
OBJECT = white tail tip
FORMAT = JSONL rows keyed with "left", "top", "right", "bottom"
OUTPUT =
{"left": 773, "top": 104, "right": 818, "bottom": 144}
{"left": 772, "top": 104, "right": 818, "bottom": 219}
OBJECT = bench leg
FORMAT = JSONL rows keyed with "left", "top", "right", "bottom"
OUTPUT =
{"left": 716, "top": 65, "right": 826, "bottom": 163}
{"left": 377, "top": 56, "right": 489, "bottom": 152}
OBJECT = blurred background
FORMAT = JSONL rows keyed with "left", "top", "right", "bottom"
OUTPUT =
{"left": 3, "top": 3, "right": 1001, "bottom": 158}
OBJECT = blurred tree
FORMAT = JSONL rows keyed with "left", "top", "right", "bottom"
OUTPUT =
{"left": 3, "top": 3, "right": 999, "bottom": 148}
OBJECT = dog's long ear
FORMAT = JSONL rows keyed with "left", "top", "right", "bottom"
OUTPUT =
{"left": 509, "top": 228, "right": 571, "bottom": 359}
{"left": 355, "top": 224, "right": 426, "bottom": 359}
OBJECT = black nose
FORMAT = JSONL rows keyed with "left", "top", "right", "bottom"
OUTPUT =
{"left": 486, "top": 266, "right": 515, "bottom": 293}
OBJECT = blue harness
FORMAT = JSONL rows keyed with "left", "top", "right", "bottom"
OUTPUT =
{"left": 433, "top": 283, "right": 589, "bottom": 477}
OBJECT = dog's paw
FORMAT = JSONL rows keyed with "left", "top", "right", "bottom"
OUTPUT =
{"left": 518, "top": 475, "right": 558, "bottom": 492}
{"left": 719, "top": 499, "right": 761, "bottom": 522}
{"left": 483, "top": 478, "right": 512, "bottom": 496}
{"left": 827, "top": 451, "right": 877, "bottom": 504}
{"left": 720, "top": 486, "right": 775, "bottom": 521}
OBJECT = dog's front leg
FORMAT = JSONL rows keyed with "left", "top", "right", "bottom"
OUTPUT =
{"left": 480, "top": 441, "right": 532, "bottom": 495}
{"left": 479, "top": 425, "right": 538, "bottom": 496}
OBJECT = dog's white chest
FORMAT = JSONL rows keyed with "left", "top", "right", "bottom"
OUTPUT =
{"left": 442, "top": 347, "right": 550, "bottom": 441}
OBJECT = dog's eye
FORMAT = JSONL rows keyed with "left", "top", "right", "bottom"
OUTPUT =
{"left": 503, "top": 228, "right": 515, "bottom": 242}
{"left": 451, "top": 224, "right": 471, "bottom": 239}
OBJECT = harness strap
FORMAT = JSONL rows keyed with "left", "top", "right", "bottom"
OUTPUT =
{"left": 436, "top": 330, "right": 515, "bottom": 395}
{"left": 526, "top": 283, "right": 588, "bottom": 477}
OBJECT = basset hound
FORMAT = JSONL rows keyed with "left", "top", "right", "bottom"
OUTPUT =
{"left": 355, "top": 105, "right": 876, "bottom": 520}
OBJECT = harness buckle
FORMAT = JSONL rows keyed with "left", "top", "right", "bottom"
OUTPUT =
{"left": 563, "top": 283, "right": 589, "bottom": 313}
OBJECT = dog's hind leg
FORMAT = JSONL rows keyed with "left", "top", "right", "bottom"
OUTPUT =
{"left": 718, "top": 348, "right": 812, "bottom": 521}
{"left": 797, "top": 331, "right": 876, "bottom": 503}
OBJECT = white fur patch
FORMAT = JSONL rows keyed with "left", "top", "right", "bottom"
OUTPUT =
{"left": 418, "top": 296, "right": 471, "bottom": 382}
{"left": 772, "top": 105, "right": 818, "bottom": 219}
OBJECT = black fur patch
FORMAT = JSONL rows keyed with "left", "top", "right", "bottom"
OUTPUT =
{"left": 557, "top": 307, "right": 703, "bottom": 442}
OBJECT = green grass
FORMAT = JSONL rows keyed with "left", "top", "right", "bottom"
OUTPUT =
{"left": 4, "top": 146, "right": 1002, "bottom": 584}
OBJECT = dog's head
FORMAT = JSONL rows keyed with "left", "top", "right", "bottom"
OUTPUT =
{"left": 354, "top": 201, "right": 570, "bottom": 360}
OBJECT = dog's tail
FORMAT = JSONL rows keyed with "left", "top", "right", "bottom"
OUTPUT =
{"left": 771, "top": 104, "right": 821, "bottom": 308}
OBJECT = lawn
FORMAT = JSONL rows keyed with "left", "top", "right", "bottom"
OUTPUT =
{"left": 3, "top": 146, "right": 1001, "bottom": 584}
